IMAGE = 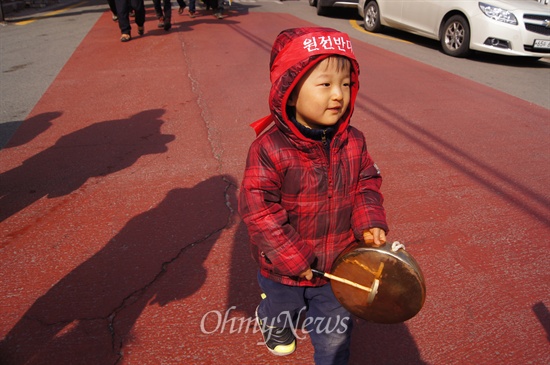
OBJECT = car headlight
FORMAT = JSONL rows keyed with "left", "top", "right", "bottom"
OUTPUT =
{"left": 478, "top": 2, "right": 518, "bottom": 25}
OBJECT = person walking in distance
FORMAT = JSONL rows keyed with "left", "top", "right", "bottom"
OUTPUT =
{"left": 115, "top": 0, "right": 145, "bottom": 42}
{"left": 107, "top": 0, "right": 118, "bottom": 21}
{"left": 204, "top": 0, "right": 225, "bottom": 19}
{"left": 173, "top": 0, "right": 196, "bottom": 19}
{"left": 153, "top": 0, "right": 182, "bottom": 31}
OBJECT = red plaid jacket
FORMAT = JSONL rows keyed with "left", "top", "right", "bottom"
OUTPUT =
{"left": 238, "top": 27, "right": 388, "bottom": 286}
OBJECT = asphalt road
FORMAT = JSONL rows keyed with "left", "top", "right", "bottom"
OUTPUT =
{"left": 0, "top": 1, "right": 549, "bottom": 364}
{"left": 1, "top": 1, "right": 548, "bottom": 149}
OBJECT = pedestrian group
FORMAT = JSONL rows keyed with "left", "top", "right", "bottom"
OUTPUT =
{"left": 107, "top": 0, "right": 227, "bottom": 42}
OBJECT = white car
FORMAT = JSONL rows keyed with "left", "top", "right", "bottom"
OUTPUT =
{"left": 357, "top": 0, "right": 550, "bottom": 58}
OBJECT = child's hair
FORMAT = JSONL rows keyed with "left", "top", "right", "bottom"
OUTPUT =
{"left": 317, "top": 55, "right": 352, "bottom": 73}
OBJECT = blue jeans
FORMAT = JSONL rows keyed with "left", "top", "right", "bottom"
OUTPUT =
{"left": 257, "top": 272, "right": 352, "bottom": 365}
{"left": 186, "top": 0, "right": 196, "bottom": 13}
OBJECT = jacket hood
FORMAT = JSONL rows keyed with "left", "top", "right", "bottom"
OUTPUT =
{"left": 251, "top": 27, "right": 360, "bottom": 140}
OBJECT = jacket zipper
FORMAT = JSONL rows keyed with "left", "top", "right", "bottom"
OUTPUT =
{"left": 322, "top": 129, "right": 332, "bottom": 198}
{"left": 322, "top": 129, "right": 332, "bottom": 273}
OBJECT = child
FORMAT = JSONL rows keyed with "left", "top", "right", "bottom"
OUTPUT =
{"left": 238, "top": 27, "right": 388, "bottom": 365}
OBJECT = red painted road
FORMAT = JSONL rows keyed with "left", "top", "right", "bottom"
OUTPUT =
{"left": 1, "top": 4, "right": 549, "bottom": 365}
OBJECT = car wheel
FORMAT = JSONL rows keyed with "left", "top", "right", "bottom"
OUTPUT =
{"left": 316, "top": 0, "right": 328, "bottom": 16}
{"left": 309, "top": 0, "right": 316, "bottom": 6}
{"left": 441, "top": 15, "right": 470, "bottom": 57}
{"left": 364, "top": 1, "right": 381, "bottom": 32}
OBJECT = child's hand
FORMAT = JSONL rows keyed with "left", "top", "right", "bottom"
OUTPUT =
{"left": 363, "top": 228, "right": 386, "bottom": 247}
{"left": 299, "top": 268, "right": 313, "bottom": 281}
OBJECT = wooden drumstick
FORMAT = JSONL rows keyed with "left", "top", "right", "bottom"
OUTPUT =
{"left": 311, "top": 269, "right": 374, "bottom": 293}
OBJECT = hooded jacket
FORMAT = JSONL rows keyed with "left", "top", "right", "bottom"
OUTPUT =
{"left": 239, "top": 27, "right": 388, "bottom": 287}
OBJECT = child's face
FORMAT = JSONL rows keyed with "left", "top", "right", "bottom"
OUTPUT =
{"left": 288, "top": 57, "right": 351, "bottom": 130}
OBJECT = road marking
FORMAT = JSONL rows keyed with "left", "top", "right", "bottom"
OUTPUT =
{"left": 15, "top": 1, "right": 88, "bottom": 25}
{"left": 349, "top": 19, "right": 412, "bottom": 44}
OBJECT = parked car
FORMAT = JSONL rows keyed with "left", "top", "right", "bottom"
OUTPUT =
{"left": 309, "top": 0, "right": 359, "bottom": 16}
{"left": 357, "top": 0, "right": 550, "bottom": 58}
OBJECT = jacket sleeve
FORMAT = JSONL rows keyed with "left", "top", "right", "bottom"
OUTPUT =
{"left": 351, "top": 136, "right": 388, "bottom": 239}
{"left": 238, "top": 138, "right": 315, "bottom": 277}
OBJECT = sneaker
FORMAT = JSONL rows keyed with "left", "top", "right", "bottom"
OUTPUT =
{"left": 255, "top": 306, "right": 296, "bottom": 356}
{"left": 189, "top": 11, "right": 196, "bottom": 18}
{"left": 215, "top": 12, "right": 223, "bottom": 19}
{"left": 120, "top": 33, "right": 131, "bottom": 42}
{"left": 157, "top": 16, "right": 164, "bottom": 28}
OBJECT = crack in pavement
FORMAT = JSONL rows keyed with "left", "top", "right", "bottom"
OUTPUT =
{"left": 179, "top": 35, "right": 226, "bottom": 174}
{"left": 107, "top": 178, "right": 237, "bottom": 363}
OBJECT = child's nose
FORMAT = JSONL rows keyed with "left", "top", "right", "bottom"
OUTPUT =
{"left": 332, "top": 87, "right": 343, "bottom": 100}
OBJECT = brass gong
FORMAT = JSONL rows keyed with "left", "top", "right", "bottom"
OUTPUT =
{"left": 327, "top": 241, "right": 426, "bottom": 324}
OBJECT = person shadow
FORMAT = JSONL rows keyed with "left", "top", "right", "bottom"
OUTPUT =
{"left": 532, "top": 301, "right": 550, "bottom": 342}
{"left": 227, "top": 222, "right": 428, "bottom": 364}
{"left": 0, "top": 111, "right": 61, "bottom": 150}
{"left": 0, "top": 175, "right": 237, "bottom": 364}
{"left": 348, "top": 320, "right": 428, "bottom": 364}
{"left": 0, "top": 109, "right": 175, "bottom": 223}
